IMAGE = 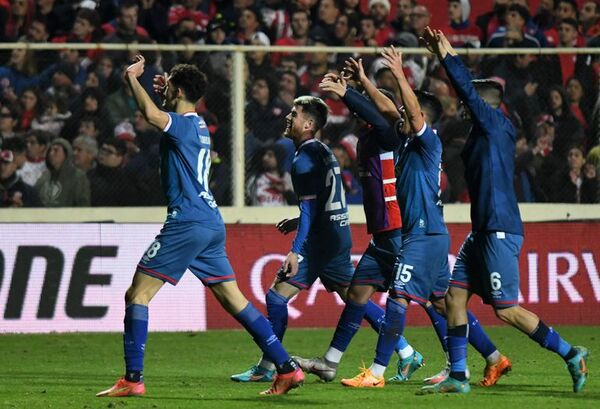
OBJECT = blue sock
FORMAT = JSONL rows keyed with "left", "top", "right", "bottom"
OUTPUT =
{"left": 123, "top": 304, "right": 148, "bottom": 378}
{"left": 425, "top": 304, "right": 448, "bottom": 353}
{"left": 529, "top": 320, "right": 574, "bottom": 360}
{"left": 467, "top": 311, "right": 497, "bottom": 359}
{"left": 266, "top": 289, "right": 288, "bottom": 341}
{"left": 330, "top": 300, "right": 367, "bottom": 352}
{"left": 374, "top": 298, "right": 407, "bottom": 367}
{"left": 447, "top": 324, "right": 468, "bottom": 381}
{"left": 234, "top": 303, "right": 291, "bottom": 370}
{"left": 363, "top": 300, "right": 385, "bottom": 332}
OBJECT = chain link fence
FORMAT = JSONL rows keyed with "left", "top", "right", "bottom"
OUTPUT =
{"left": 1, "top": 43, "right": 599, "bottom": 208}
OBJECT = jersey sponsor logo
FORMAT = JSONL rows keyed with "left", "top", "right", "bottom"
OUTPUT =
{"left": 329, "top": 212, "right": 350, "bottom": 227}
{"left": 199, "top": 136, "right": 211, "bottom": 145}
{"left": 199, "top": 191, "right": 217, "bottom": 208}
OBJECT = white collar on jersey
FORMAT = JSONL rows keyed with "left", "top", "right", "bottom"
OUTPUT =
{"left": 183, "top": 112, "right": 199, "bottom": 117}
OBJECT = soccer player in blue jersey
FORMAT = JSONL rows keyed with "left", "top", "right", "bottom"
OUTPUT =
{"left": 420, "top": 28, "right": 589, "bottom": 394}
{"left": 231, "top": 95, "right": 420, "bottom": 383}
{"left": 292, "top": 76, "right": 425, "bottom": 384}
{"left": 96, "top": 55, "right": 303, "bottom": 397}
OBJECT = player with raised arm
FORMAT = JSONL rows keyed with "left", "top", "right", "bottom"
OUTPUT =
{"left": 96, "top": 55, "right": 303, "bottom": 398}
{"left": 292, "top": 70, "right": 427, "bottom": 384}
{"left": 232, "top": 95, "right": 420, "bottom": 384}
{"left": 378, "top": 48, "right": 513, "bottom": 388}
{"left": 420, "top": 28, "right": 589, "bottom": 394}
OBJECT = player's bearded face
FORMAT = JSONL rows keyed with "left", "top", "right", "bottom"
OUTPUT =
{"left": 284, "top": 108, "right": 298, "bottom": 138}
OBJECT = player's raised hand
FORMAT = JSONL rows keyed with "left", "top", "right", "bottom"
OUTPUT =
{"left": 276, "top": 218, "right": 299, "bottom": 235}
{"left": 381, "top": 46, "right": 404, "bottom": 77}
{"left": 282, "top": 251, "right": 299, "bottom": 279}
{"left": 420, "top": 27, "right": 446, "bottom": 59}
{"left": 319, "top": 73, "right": 347, "bottom": 98}
{"left": 125, "top": 54, "right": 145, "bottom": 79}
{"left": 153, "top": 72, "right": 169, "bottom": 96}
{"left": 344, "top": 57, "right": 367, "bottom": 84}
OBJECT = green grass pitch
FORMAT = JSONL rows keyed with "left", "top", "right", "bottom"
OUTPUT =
{"left": 1, "top": 326, "right": 598, "bottom": 409}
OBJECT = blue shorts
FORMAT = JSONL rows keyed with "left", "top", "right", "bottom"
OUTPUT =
{"left": 450, "top": 232, "right": 523, "bottom": 308}
{"left": 137, "top": 221, "right": 236, "bottom": 286}
{"left": 351, "top": 229, "right": 403, "bottom": 291}
{"left": 391, "top": 234, "right": 450, "bottom": 305}
{"left": 287, "top": 244, "right": 354, "bottom": 292}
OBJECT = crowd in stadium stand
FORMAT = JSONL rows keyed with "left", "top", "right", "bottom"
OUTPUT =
{"left": 1, "top": 0, "right": 600, "bottom": 207}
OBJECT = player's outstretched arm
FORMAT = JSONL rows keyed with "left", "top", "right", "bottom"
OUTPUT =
{"left": 422, "top": 28, "right": 497, "bottom": 131}
{"left": 344, "top": 57, "right": 400, "bottom": 123}
{"left": 124, "top": 54, "right": 169, "bottom": 130}
{"left": 381, "top": 46, "right": 424, "bottom": 134}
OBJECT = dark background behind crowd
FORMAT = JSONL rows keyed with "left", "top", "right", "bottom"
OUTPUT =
{"left": 1, "top": 0, "right": 600, "bottom": 208}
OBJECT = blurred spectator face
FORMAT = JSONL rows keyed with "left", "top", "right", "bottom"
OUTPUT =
{"left": 20, "top": 90, "right": 37, "bottom": 112}
{"left": 249, "top": 38, "right": 268, "bottom": 63}
{"left": 370, "top": 3, "right": 389, "bottom": 24}
{"left": 9, "top": 48, "right": 27, "bottom": 67}
{"left": 280, "top": 56, "right": 298, "bottom": 72}
{"left": 311, "top": 41, "right": 329, "bottom": 65}
{"left": 540, "top": 0, "right": 554, "bottom": 10}
{"left": 556, "top": 1, "right": 577, "bottom": 20}
{"left": 12, "top": 0, "right": 29, "bottom": 17}
{"left": 52, "top": 71, "right": 73, "bottom": 88}
{"left": 319, "top": 0, "right": 340, "bottom": 25}
{"left": 397, "top": 0, "right": 413, "bottom": 19}
{"left": 84, "top": 95, "right": 99, "bottom": 113}
{"left": 566, "top": 77, "right": 584, "bottom": 103}
{"left": 72, "top": 140, "right": 96, "bottom": 171}
{"left": 344, "top": 0, "right": 360, "bottom": 8}
{"left": 549, "top": 89, "right": 563, "bottom": 112}
{"left": 73, "top": 16, "right": 95, "bottom": 39}
{"left": 234, "top": 0, "right": 254, "bottom": 7}
{"left": 568, "top": 147, "right": 585, "bottom": 170}
{"left": 239, "top": 9, "right": 259, "bottom": 32}
{"left": 513, "top": 53, "right": 535, "bottom": 69}
{"left": 98, "top": 143, "right": 124, "bottom": 168}
{"left": 261, "top": 149, "right": 278, "bottom": 171}
{"left": 448, "top": 1, "right": 462, "bottom": 23}
{"left": 580, "top": 1, "right": 598, "bottom": 24}
{"left": 133, "top": 110, "right": 152, "bottom": 132}
{"left": 47, "top": 144, "right": 66, "bottom": 170}
{"left": 0, "top": 106, "right": 17, "bottom": 133}
{"left": 26, "top": 135, "right": 46, "bottom": 159}
{"left": 79, "top": 119, "right": 99, "bottom": 139}
{"left": 251, "top": 79, "right": 270, "bottom": 106}
{"left": 335, "top": 14, "right": 351, "bottom": 40}
{"left": 0, "top": 151, "right": 18, "bottom": 181}
{"left": 209, "top": 27, "right": 226, "bottom": 44}
{"left": 410, "top": 6, "right": 431, "bottom": 33}
{"left": 511, "top": 0, "right": 528, "bottom": 7}
{"left": 506, "top": 9, "right": 526, "bottom": 30}
{"left": 516, "top": 135, "right": 528, "bottom": 156}
{"left": 97, "top": 57, "right": 113, "bottom": 79}
{"left": 279, "top": 72, "right": 298, "bottom": 95}
{"left": 558, "top": 22, "right": 578, "bottom": 46}
{"left": 118, "top": 4, "right": 139, "bottom": 34}
{"left": 28, "top": 20, "right": 49, "bottom": 42}
{"left": 360, "top": 18, "right": 377, "bottom": 40}
{"left": 85, "top": 71, "right": 100, "bottom": 88}
{"left": 291, "top": 10, "right": 310, "bottom": 37}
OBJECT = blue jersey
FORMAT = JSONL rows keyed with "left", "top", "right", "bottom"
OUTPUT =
{"left": 160, "top": 112, "right": 222, "bottom": 225}
{"left": 396, "top": 123, "right": 447, "bottom": 235}
{"left": 291, "top": 139, "right": 352, "bottom": 252}
{"left": 442, "top": 55, "right": 523, "bottom": 236}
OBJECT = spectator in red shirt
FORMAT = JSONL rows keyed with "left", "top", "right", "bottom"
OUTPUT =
{"left": 544, "top": 0, "right": 585, "bottom": 46}
{"left": 232, "top": 6, "right": 263, "bottom": 44}
{"left": 271, "top": 9, "right": 311, "bottom": 66}
{"left": 475, "top": 0, "right": 508, "bottom": 46}
{"left": 566, "top": 76, "right": 590, "bottom": 130}
{"left": 445, "top": 0, "right": 482, "bottom": 47}
{"left": 368, "top": 0, "right": 393, "bottom": 46}
{"left": 579, "top": 0, "right": 600, "bottom": 40}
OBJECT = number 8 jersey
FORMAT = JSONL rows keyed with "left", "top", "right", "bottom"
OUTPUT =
{"left": 291, "top": 139, "right": 352, "bottom": 253}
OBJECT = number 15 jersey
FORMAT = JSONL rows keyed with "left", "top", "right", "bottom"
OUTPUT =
{"left": 291, "top": 139, "right": 352, "bottom": 253}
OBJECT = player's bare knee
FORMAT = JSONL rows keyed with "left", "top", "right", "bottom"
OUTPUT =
{"left": 494, "top": 306, "right": 518, "bottom": 325}
{"left": 431, "top": 298, "right": 446, "bottom": 316}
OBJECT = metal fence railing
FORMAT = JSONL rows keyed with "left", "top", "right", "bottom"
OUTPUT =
{"left": 1, "top": 43, "right": 600, "bottom": 207}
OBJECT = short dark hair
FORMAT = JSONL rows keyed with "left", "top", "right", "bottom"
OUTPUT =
{"left": 472, "top": 79, "right": 504, "bottom": 109}
{"left": 2, "top": 136, "right": 26, "bottom": 153}
{"left": 415, "top": 90, "right": 443, "bottom": 124}
{"left": 293, "top": 96, "right": 329, "bottom": 132}
{"left": 28, "top": 129, "right": 51, "bottom": 146}
{"left": 103, "top": 137, "right": 127, "bottom": 156}
{"left": 169, "top": 64, "right": 208, "bottom": 104}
